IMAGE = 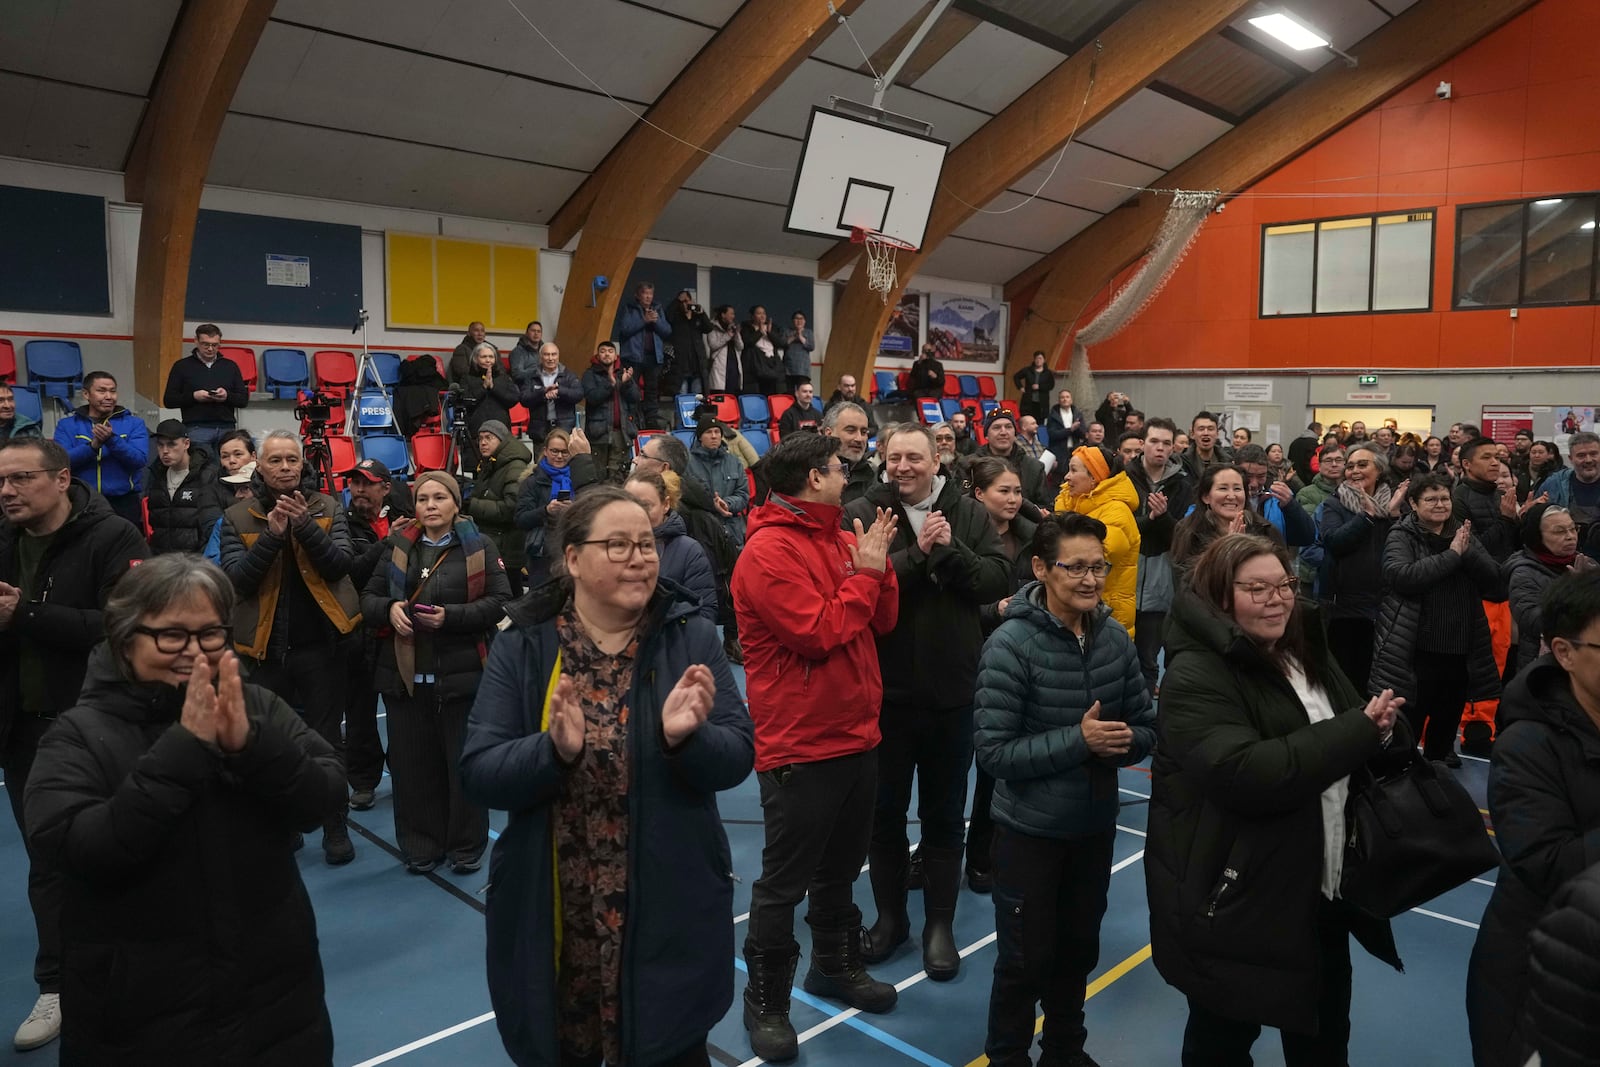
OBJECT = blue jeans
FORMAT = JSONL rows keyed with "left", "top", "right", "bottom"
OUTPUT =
{"left": 187, "top": 423, "right": 233, "bottom": 460}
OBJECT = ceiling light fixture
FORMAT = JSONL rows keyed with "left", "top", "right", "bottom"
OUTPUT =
{"left": 1248, "top": 10, "right": 1358, "bottom": 66}
{"left": 1534, "top": 198, "right": 1565, "bottom": 207}
{"left": 1582, "top": 220, "right": 1596, "bottom": 230}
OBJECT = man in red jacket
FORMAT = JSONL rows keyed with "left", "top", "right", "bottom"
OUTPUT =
{"left": 732, "top": 431, "right": 900, "bottom": 1063}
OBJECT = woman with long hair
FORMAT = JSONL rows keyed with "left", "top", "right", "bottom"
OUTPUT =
{"left": 1524, "top": 440, "right": 1564, "bottom": 499}
{"left": 1148, "top": 534, "right": 1409, "bottom": 1066}
{"left": 1171, "top": 464, "right": 1282, "bottom": 588}
{"left": 1419, "top": 435, "right": 1447, "bottom": 473}
{"left": 1266, "top": 442, "right": 1303, "bottom": 493}
{"left": 1318, "top": 442, "right": 1405, "bottom": 692}
{"left": 625, "top": 467, "right": 717, "bottom": 624}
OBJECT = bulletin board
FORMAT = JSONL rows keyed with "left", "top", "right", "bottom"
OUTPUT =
{"left": 0, "top": 185, "right": 110, "bottom": 315}
{"left": 709, "top": 267, "right": 814, "bottom": 332}
{"left": 187, "top": 209, "right": 363, "bottom": 327}
{"left": 385, "top": 232, "right": 539, "bottom": 333}
{"left": 608, "top": 257, "right": 698, "bottom": 342}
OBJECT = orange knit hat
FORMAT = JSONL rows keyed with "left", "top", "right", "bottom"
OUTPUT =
{"left": 1072, "top": 445, "right": 1110, "bottom": 485}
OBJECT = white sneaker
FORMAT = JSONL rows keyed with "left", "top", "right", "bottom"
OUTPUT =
{"left": 14, "top": 993, "right": 60, "bottom": 1051}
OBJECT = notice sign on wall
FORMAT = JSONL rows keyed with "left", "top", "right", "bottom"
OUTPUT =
{"left": 1223, "top": 378, "right": 1273, "bottom": 403}
{"left": 265, "top": 253, "right": 311, "bottom": 288}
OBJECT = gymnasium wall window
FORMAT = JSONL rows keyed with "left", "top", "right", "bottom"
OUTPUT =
{"left": 1455, "top": 195, "right": 1599, "bottom": 309}
{"left": 1260, "top": 210, "right": 1435, "bottom": 317}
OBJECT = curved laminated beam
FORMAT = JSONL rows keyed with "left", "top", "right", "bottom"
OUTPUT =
{"left": 1007, "top": 0, "right": 1541, "bottom": 374}
{"left": 550, "top": 0, "right": 864, "bottom": 372}
{"left": 820, "top": 0, "right": 1254, "bottom": 395}
{"left": 128, "top": 0, "right": 275, "bottom": 403}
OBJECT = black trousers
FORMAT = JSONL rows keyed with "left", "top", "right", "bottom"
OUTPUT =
{"left": 875, "top": 704, "right": 973, "bottom": 853}
{"left": 3, "top": 714, "right": 61, "bottom": 994}
{"left": 966, "top": 767, "right": 996, "bottom": 874}
{"left": 384, "top": 685, "right": 488, "bottom": 866}
{"left": 344, "top": 637, "right": 387, "bottom": 793}
{"left": 1326, "top": 618, "right": 1375, "bottom": 700}
{"left": 1134, "top": 610, "right": 1167, "bottom": 690}
{"left": 747, "top": 750, "right": 876, "bottom": 950}
{"left": 104, "top": 491, "right": 143, "bottom": 529}
{"left": 1180, "top": 898, "right": 1354, "bottom": 1067}
{"left": 985, "top": 825, "right": 1115, "bottom": 1067}
{"left": 630, "top": 360, "right": 662, "bottom": 427}
{"left": 1408, "top": 652, "right": 1471, "bottom": 760}
{"left": 248, "top": 642, "right": 349, "bottom": 832}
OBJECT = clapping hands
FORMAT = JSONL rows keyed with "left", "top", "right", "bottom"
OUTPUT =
{"left": 849, "top": 508, "right": 899, "bottom": 573}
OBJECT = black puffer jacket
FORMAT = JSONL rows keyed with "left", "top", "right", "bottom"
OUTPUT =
{"left": 1504, "top": 549, "right": 1565, "bottom": 669}
{"left": 1522, "top": 862, "right": 1600, "bottom": 1067}
{"left": 1453, "top": 475, "right": 1520, "bottom": 563}
{"left": 1149, "top": 592, "right": 1406, "bottom": 1035}
{"left": 145, "top": 451, "right": 226, "bottom": 554}
{"left": 1467, "top": 656, "right": 1600, "bottom": 1067}
{"left": 23, "top": 645, "right": 344, "bottom": 1065}
{"left": 842, "top": 476, "right": 1010, "bottom": 710}
{"left": 1369, "top": 512, "right": 1504, "bottom": 703}
{"left": 1316, "top": 493, "right": 1395, "bottom": 621}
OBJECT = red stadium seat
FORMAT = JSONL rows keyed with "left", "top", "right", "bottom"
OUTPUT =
{"left": 219, "top": 347, "right": 257, "bottom": 390}
{"left": 706, "top": 393, "right": 740, "bottom": 425}
{"left": 978, "top": 376, "right": 997, "bottom": 400}
{"left": 767, "top": 394, "right": 795, "bottom": 425}
{"left": 312, "top": 350, "right": 358, "bottom": 398}
{"left": 410, "top": 433, "right": 451, "bottom": 472}
{"left": 509, "top": 403, "right": 529, "bottom": 438}
{"left": 0, "top": 339, "right": 16, "bottom": 385}
{"left": 942, "top": 376, "right": 961, "bottom": 397}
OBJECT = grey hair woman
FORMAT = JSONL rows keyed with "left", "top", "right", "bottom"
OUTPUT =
{"left": 24, "top": 554, "right": 345, "bottom": 1065}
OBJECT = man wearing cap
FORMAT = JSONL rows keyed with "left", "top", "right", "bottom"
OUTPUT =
{"left": 53, "top": 371, "right": 148, "bottom": 528}
{"left": 515, "top": 342, "right": 582, "bottom": 443}
{"left": 465, "top": 420, "right": 532, "bottom": 596}
{"left": 144, "top": 419, "right": 226, "bottom": 554}
{"left": 218, "top": 429, "right": 360, "bottom": 865}
{"left": 956, "top": 409, "right": 1049, "bottom": 508}
{"left": 778, "top": 382, "right": 822, "bottom": 437}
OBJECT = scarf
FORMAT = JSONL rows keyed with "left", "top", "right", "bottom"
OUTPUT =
{"left": 385, "top": 519, "right": 490, "bottom": 695}
{"left": 540, "top": 456, "right": 573, "bottom": 500}
{"left": 901, "top": 475, "right": 947, "bottom": 538}
{"left": 1336, "top": 478, "right": 1393, "bottom": 519}
{"left": 1535, "top": 547, "right": 1577, "bottom": 569}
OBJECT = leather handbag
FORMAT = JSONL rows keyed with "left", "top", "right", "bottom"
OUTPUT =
{"left": 1340, "top": 750, "right": 1501, "bottom": 919}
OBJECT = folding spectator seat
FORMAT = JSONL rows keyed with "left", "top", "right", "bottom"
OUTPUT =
{"left": 738, "top": 394, "right": 770, "bottom": 428}
{"left": 999, "top": 399, "right": 1020, "bottom": 421}
{"left": 1036, "top": 422, "right": 1049, "bottom": 447}
{"left": 675, "top": 394, "right": 701, "bottom": 429}
{"left": 942, "top": 376, "right": 961, "bottom": 398}
{"left": 508, "top": 403, "right": 529, "bottom": 438}
{"left": 635, "top": 429, "right": 665, "bottom": 456}
{"left": 745, "top": 428, "right": 771, "bottom": 457}
{"left": 917, "top": 398, "right": 942, "bottom": 424}
{"left": 12, "top": 385, "right": 42, "bottom": 425}
{"left": 940, "top": 399, "right": 963, "bottom": 422}
{"left": 672, "top": 430, "right": 695, "bottom": 450}
{"left": 262, "top": 349, "right": 311, "bottom": 399}
{"left": 980, "top": 398, "right": 1000, "bottom": 416}
{"left": 219, "top": 347, "right": 257, "bottom": 391}
{"left": 410, "top": 433, "right": 451, "bottom": 472}
{"left": 811, "top": 397, "right": 824, "bottom": 414}
{"left": 23, "top": 340, "right": 83, "bottom": 405}
{"left": 977, "top": 377, "right": 998, "bottom": 401}
{"left": 362, "top": 352, "right": 402, "bottom": 389}
{"left": 428, "top": 353, "right": 447, "bottom": 380}
{"left": 312, "top": 350, "right": 358, "bottom": 399}
{"left": 872, "top": 371, "right": 896, "bottom": 401}
{"left": 359, "top": 433, "right": 411, "bottom": 477}
{"left": 958, "top": 375, "right": 980, "bottom": 398}
{"left": 324, "top": 435, "right": 358, "bottom": 489}
{"left": 767, "top": 394, "right": 795, "bottom": 425}
{"left": 896, "top": 371, "right": 910, "bottom": 394}
{"left": 706, "top": 393, "right": 740, "bottom": 425}
{"left": 0, "top": 339, "right": 17, "bottom": 384}
{"left": 354, "top": 389, "right": 395, "bottom": 434}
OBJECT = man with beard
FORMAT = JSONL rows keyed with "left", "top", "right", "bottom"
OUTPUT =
{"left": 955, "top": 409, "right": 1048, "bottom": 508}
{"left": 822, "top": 401, "right": 876, "bottom": 504}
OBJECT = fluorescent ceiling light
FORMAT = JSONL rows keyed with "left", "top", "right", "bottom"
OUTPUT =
{"left": 1249, "top": 12, "right": 1330, "bottom": 50}
{"left": 1582, "top": 220, "right": 1596, "bottom": 230}
{"left": 1534, "top": 198, "right": 1564, "bottom": 206}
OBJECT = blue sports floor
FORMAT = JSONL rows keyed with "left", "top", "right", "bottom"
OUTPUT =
{"left": 0, "top": 663, "right": 1497, "bottom": 1066}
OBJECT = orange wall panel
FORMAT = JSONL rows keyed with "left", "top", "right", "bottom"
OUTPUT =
{"left": 1528, "top": 0, "right": 1600, "bottom": 84}
{"left": 1511, "top": 306, "right": 1596, "bottom": 366}
{"left": 1367, "top": 313, "right": 1442, "bottom": 367}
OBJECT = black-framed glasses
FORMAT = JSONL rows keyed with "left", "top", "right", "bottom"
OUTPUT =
{"left": 1050, "top": 561, "right": 1112, "bottom": 579}
{"left": 132, "top": 625, "right": 233, "bottom": 653}
{"left": 579, "top": 537, "right": 658, "bottom": 562}
{"left": 812, "top": 461, "right": 852, "bottom": 477}
{"left": 1233, "top": 577, "right": 1300, "bottom": 603}
{"left": 0, "top": 468, "right": 65, "bottom": 489}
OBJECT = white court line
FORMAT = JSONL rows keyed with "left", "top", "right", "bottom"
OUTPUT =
{"left": 1116, "top": 824, "right": 1146, "bottom": 838}
{"left": 1411, "top": 907, "right": 1480, "bottom": 930}
{"left": 1110, "top": 849, "right": 1145, "bottom": 874}
{"left": 1119, "top": 786, "right": 1149, "bottom": 798}
{"left": 1470, "top": 877, "right": 1496, "bottom": 888}
{"left": 348, "top": 1011, "right": 496, "bottom": 1067}
{"left": 1459, "top": 752, "right": 1489, "bottom": 764}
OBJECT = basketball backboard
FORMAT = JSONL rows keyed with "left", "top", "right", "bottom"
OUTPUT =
{"left": 785, "top": 106, "right": 948, "bottom": 252}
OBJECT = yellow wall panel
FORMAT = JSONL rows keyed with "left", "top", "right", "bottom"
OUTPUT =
{"left": 386, "top": 233, "right": 437, "bottom": 329}
{"left": 491, "top": 245, "right": 539, "bottom": 333}
{"left": 435, "top": 240, "right": 493, "bottom": 329}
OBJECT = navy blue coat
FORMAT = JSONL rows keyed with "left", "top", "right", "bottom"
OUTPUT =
{"left": 460, "top": 580, "right": 754, "bottom": 1067}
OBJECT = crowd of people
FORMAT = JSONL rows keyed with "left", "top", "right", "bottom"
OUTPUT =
{"left": 3, "top": 317, "right": 1600, "bottom": 1067}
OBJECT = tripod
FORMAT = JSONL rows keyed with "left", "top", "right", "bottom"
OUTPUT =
{"left": 345, "top": 309, "right": 393, "bottom": 438}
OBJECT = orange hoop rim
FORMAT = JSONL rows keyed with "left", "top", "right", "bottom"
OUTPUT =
{"left": 850, "top": 226, "right": 917, "bottom": 252}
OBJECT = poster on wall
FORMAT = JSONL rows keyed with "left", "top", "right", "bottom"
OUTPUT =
{"left": 879, "top": 291, "right": 920, "bottom": 359}
{"left": 1554, "top": 406, "right": 1594, "bottom": 437}
{"left": 1481, "top": 410, "right": 1534, "bottom": 446}
{"left": 927, "top": 293, "right": 1005, "bottom": 366}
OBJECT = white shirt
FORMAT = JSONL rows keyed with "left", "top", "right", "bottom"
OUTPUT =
{"left": 1284, "top": 660, "right": 1348, "bottom": 900}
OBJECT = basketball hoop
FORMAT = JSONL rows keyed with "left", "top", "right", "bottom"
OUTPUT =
{"left": 852, "top": 227, "right": 917, "bottom": 304}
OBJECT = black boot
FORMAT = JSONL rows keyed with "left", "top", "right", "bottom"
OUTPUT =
{"left": 862, "top": 847, "right": 911, "bottom": 964}
{"left": 802, "top": 913, "right": 898, "bottom": 1013}
{"left": 742, "top": 941, "right": 799, "bottom": 1063}
{"left": 920, "top": 845, "right": 963, "bottom": 981}
{"left": 907, "top": 844, "right": 923, "bottom": 890}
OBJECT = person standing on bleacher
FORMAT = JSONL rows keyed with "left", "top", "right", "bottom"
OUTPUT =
{"left": 54, "top": 372, "right": 148, "bottom": 528}
{"left": 0, "top": 383, "right": 41, "bottom": 442}
{"left": 161, "top": 324, "right": 248, "bottom": 460}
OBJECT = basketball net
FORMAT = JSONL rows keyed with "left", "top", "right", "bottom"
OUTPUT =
{"left": 855, "top": 228, "right": 916, "bottom": 305}
{"left": 1068, "top": 189, "right": 1220, "bottom": 401}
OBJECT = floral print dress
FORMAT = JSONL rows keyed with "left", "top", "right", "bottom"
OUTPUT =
{"left": 554, "top": 606, "right": 640, "bottom": 1065}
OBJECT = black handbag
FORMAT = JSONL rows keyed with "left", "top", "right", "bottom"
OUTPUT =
{"left": 1339, "top": 750, "right": 1501, "bottom": 919}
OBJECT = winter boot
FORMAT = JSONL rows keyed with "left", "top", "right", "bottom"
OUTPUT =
{"left": 742, "top": 941, "right": 800, "bottom": 1063}
{"left": 907, "top": 844, "right": 924, "bottom": 889}
{"left": 861, "top": 846, "right": 911, "bottom": 964}
{"left": 802, "top": 912, "right": 898, "bottom": 1013}
{"left": 920, "top": 845, "right": 964, "bottom": 981}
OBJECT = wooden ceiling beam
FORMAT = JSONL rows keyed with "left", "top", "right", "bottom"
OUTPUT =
{"left": 1007, "top": 0, "right": 1540, "bottom": 370}
{"left": 126, "top": 0, "right": 275, "bottom": 404}
{"left": 819, "top": 0, "right": 1254, "bottom": 395}
{"left": 550, "top": 0, "right": 865, "bottom": 373}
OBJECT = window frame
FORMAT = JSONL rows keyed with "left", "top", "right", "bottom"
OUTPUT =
{"left": 1258, "top": 207, "right": 1437, "bottom": 319}
{"left": 1451, "top": 192, "right": 1600, "bottom": 310}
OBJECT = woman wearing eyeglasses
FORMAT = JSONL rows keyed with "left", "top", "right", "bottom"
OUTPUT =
{"left": 462, "top": 485, "right": 753, "bottom": 1067}
{"left": 974, "top": 512, "right": 1156, "bottom": 1067}
{"left": 1503, "top": 502, "right": 1594, "bottom": 672}
{"left": 24, "top": 554, "right": 345, "bottom": 1065}
{"left": 362, "top": 471, "right": 511, "bottom": 875}
{"left": 516, "top": 427, "right": 599, "bottom": 590}
{"left": 1317, "top": 442, "right": 1406, "bottom": 691}
{"left": 1371, "top": 472, "right": 1505, "bottom": 767}
{"left": 1148, "top": 533, "right": 1409, "bottom": 1066}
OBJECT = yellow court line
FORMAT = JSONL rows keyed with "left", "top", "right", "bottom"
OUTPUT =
{"left": 961, "top": 944, "right": 1153, "bottom": 1067}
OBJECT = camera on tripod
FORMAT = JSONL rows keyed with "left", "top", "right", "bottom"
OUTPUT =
{"left": 295, "top": 390, "right": 335, "bottom": 434}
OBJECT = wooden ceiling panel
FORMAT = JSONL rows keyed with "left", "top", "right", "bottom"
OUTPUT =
{"left": 1078, "top": 88, "right": 1233, "bottom": 170}
{"left": 0, "top": 0, "right": 182, "bottom": 96}
{"left": 0, "top": 72, "right": 143, "bottom": 170}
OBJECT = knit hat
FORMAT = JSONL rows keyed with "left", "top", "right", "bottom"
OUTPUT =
{"left": 413, "top": 470, "right": 462, "bottom": 507}
{"left": 478, "top": 419, "right": 511, "bottom": 443}
{"left": 694, "top": 410, "right": 722, "bottom": 439}
{"left": 1073, "top": 445, "right": 1112, "bottom": 485}
{"left": 985, "top": 407, "right": 1016, "bottom": 432}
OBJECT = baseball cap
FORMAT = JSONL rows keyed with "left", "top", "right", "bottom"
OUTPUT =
{"left": 342, "top": 458, "right": 392, "bottom": 484}
{"left": 155, "top": 419, "right": 190, "bottom": 439}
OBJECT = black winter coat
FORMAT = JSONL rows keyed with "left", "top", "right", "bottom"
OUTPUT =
{"left": 461, "top": 368, "right": 520, "bottom": 437}
{"left": 459, "top": 581, "right": 754, "bottom": 1067}
{"left": 1370, "top": 513, "right": 1504, "bottom": 703}
{"left": 0, "top": 482, "right": 147, "bottom": 741}
{"left": 1149, "top": 592, "right": 1405, "bottom": 1035}
{"left": 739, "top": 322, "right": 785, "bottom": 395}
{"left": 1317, "top": 493, "right": 1396, "bottom": 621}
{"left": 1522, "top": 861, "right": 1600, "bottom": 1067}
{"left": 145, "top": 452, "right": 226, "bottom": 554}
{"left": 515, "top": 454, "right": 599, "bottom": 581}
{"left": 581, "top": 363, "right": 642, "bottom": 438}
{"left": 842, "top": 477, "right": 1011, "bottom": 709}
{"left": 467, "top": 437, "right": 533, "bottom": 572}
{"left": 1467, "top": 656, "right": 1600, "bottom": 1067}
{"left": 1453, "top": 475, "right": 1521, "bottom": 563}
{"left": 24, "top": 645, "right": 344, "bottom": 1065}
{"left": 1504, "top": 549, "right": 1565, "bottom": 669}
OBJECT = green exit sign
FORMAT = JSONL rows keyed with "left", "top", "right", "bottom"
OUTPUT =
{"left": 1359, "top": 374, "right": 1379, "bottom": 388}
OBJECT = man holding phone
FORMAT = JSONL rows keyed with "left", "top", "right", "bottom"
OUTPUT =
{"left": 162, "top": 323, "right": 249, "bottom": 460}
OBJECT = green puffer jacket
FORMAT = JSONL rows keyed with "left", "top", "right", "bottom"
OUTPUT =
{"left": 974, "top": 585, "right": 1156, "bottom": 839}
{"left": 466, "top": 437, "right": 533, "bottom": 571}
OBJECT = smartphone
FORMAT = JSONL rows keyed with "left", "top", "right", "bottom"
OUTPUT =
{"left": 557, "top": 490, "right": 572, "bottom": 502}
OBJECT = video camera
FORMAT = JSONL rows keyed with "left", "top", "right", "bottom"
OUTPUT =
{"left": 295, "top": 390, "right": 335, "bottom": 433}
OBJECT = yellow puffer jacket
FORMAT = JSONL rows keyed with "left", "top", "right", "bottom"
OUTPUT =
{"left": 1053, "top": 470, "right": 1142, "bottom": 634}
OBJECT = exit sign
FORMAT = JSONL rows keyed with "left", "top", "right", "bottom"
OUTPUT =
{"left": 1358, "top": 374, "right": 1379, "bottom": 388}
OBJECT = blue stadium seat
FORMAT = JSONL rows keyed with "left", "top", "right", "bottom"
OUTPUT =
{"left": 12, "top": 385, "right": 42, "bottom": 425}
{"left": 262, "top": 348, "right": 311, "bottom": 400}
{"left": 362, "top": 352, "right": 402, "bottom": 388}
{"left": 1036, "top": 422, "right": 1049, "bottom": 447}
{"left": 354, "top": 388, "right": 394, "bottom": 433}
{"left": 917, "top": 398, "right": 942, "bottom": 424}
{"left": 980, "top": 398, "right": 999, "bottom": 415}
{"left": 810, "top": 397, "right": 824, "bottom": 414}
{"left": 674, "top": 394, "right": 700, "bottom": 428}
{"left": 358, "top": 433, "right": 410, "bottom": 476}
{"left": 672, "top": 430, "right": 695, "bottom": 449}
{"left": 940, "top": 399, "right": 964, "bottom": 422}
{"left": 745, "top": 428, "right": 771, "bottom": 457}
{"left": 958, "top": 374, "right": 980, "bottom": 398}
{"left": 738, "top": 394, "right": 770, "bottom": 428}
{"left": 23, "top": 340, "right": 83, "bottom": 404}
{"left": 872, "top": 371, "right": 897, "bottom": 400}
